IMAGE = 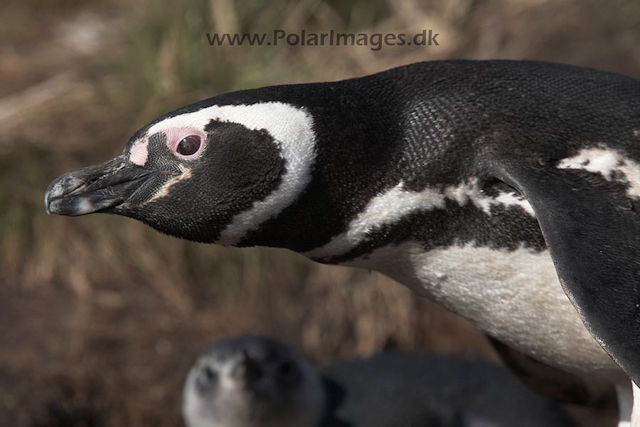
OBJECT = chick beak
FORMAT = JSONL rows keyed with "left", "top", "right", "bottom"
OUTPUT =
{"left": 230, "top": 350, "right": 264, "bottom": 387}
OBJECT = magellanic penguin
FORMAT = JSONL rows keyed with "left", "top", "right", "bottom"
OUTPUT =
{"left": 183, "top": 335, "right": 576, "bottom": 427}
{"left": 45, "top": 60, "right": 640, "bottom": 424}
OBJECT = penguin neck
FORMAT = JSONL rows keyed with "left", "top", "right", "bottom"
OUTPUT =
{"left": 234, "top": 82, "right": 436, "bottom": 254}
{"left": 232, "top": 67, "right": 490, "bottom": 258}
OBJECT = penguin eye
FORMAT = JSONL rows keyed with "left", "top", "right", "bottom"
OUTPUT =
{"left": 176, "top": 135, "right": 201, "bottom": 156}
{"left": 278, "top": 360, "right": 296, "bottom": 378}
{"left": 199, "top": 364, "right": 218, "bottom": 384}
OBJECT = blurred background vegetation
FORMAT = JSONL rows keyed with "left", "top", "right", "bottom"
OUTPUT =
{"left": 1, "top": 0, "right": 639, "bottom": 425}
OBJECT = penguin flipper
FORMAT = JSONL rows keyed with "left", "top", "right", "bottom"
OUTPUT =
{"left": 495, "top": 162, "right": 640, "bottom": 385}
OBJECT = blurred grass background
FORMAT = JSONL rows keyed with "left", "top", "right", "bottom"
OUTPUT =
{"left": 0, "top": 0, "right": 639, "bottom": 425}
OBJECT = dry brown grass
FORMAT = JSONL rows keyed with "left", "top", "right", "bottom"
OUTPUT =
{"left": 1, "top": 0, "right": 638, "bottom": 425}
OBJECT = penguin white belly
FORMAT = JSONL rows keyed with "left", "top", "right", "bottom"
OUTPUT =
{"left": 345, "top": 242, "right": 627, "bottom": 383}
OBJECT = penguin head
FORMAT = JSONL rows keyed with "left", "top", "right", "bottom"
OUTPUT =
{"left": 182, "top": 335, "right": 325, "bottom": 427}
{"left": 44, "top": 101, "right": 317, "bottom": 244}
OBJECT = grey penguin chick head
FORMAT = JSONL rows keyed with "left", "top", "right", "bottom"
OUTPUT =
{"left": 183, "top": 335, "right": 325, "bottom": 427}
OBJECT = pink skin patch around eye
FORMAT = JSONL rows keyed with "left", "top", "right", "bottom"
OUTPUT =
{"left": 129, "top": 140, "right": 149, "bottom": 166}
{"left": 164, "top": 128, "right": 206, "bottom": 159}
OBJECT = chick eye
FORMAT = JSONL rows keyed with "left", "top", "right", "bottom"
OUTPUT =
{"left": 278, "top": 361, "right": 295, "bottom": 377}
{"left": 200, "top": 364, "right": 218, "bottom": 384}
{"left": 177, "top": 135, "right": 201, "bottom": 156}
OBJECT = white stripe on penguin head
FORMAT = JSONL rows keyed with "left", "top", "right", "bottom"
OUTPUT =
{"left": 146, "top": 102, "right": 317, "bottom": 245}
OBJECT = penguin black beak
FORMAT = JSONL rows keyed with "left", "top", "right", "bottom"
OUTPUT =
{"left": 45, "top": 155, "right": 152, "bottom": 216}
